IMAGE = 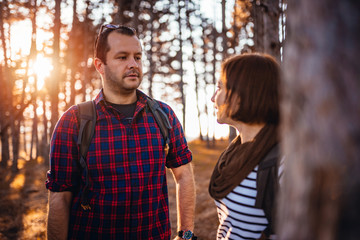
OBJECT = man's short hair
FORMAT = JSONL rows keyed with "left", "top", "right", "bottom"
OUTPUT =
{"left": 222, "top": 53, "right": 280, "bottom": 125}
{"left": 94, "top": 25, "right": 137, "bottom": 64}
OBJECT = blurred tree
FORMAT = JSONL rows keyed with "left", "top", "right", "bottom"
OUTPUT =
{"left": 80, "top": 0, "right": 93, "bottom": 101}
{"left": 48, "top": 0, "right": 61, "bottom": 137}
{"left": 0, "top": 0, "right": 274, "bottom": 162}
{"left": 177, "top": 0, "right": 186, "bottom": 131}
{"left": 27, "top": 0, "right": 40, "bottom": 164}
{"left": 0, "top": 1, "right": 10, "bottom": 168}
{"left": 185, "top": 0, "right": 203, "bottom": 140}
{"left": 200, "top": 18, "right": 214, "bottom": 146}
{"left": 278, "top": 0, "right": 360, "bottom": 239}
{"left": 65, "top": 0, "right": 80, "bottom": 108}
{"left": 0, "top": 0, "right": 17, "bottom": 169}
{"left": 251, "top": 0, "right": 281, "bottom": 61}
{"left": 65, "top": 0, "right": 98, "bottom": 108}
{"left": 221, "top": 0, "right": 237, "bottom": 142}
{"left": 113, "top": 0, "right": 133, "bottom": 24}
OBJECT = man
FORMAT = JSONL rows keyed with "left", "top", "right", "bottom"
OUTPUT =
{"left": 46, "top": 25, "right": 196, "bottom": 240}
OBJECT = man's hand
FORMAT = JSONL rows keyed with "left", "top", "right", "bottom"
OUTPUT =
{"left": 47, "top": 191, "right": 72, "bottom": 240}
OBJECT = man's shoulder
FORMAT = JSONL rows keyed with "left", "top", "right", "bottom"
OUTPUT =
{"left": 55, "top": 105, "right": 81, "bottom": 129}
{"left": 62, "top": 104, "right": 80, "bottom": 119}
{"left": 149, "top": 98, "right": 174, "bottom": 115}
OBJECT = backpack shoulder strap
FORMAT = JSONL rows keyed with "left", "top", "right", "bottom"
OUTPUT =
{"left": 146, "top": 97, "right": 172, "bottom": 156}
{"left": 76, "top": 100, "right": 96, "bottom": 211}
{"left": 76, "top": 100, "right": 97, "bottom": 157}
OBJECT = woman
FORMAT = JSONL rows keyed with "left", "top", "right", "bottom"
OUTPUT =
{"left": 209, "top": 53, "right": 283, "bottom": 240}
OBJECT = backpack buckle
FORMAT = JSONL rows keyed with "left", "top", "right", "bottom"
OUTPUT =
{"left": 81, "top": 203, "right": 91, "bottom": 211}
{"left": 164, "top": 143, "right": 169, "bottom": 157}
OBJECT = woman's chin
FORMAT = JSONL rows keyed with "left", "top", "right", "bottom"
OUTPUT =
{"left": 216, "top": 118, "right": 225, "bottom": 125}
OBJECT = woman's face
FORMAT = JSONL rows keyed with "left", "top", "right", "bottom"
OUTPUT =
{"left": 211, "top": 78, "right": 231, "bottom": 124}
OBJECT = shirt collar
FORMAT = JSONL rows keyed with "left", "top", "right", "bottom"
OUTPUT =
{"left": 94, "top": 88, "right": 148, "bottom": 106}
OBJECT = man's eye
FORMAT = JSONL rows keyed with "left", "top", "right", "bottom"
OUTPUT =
{"left": 117, "top": 56, "right": 127, "bottom": 60}
{"left": 135, "top": 56, "right": 142, "bottom": 61}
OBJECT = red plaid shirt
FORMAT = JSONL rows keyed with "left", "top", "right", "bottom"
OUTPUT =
{"left": 46, "top": 89, "right": 192, "bottom": 239}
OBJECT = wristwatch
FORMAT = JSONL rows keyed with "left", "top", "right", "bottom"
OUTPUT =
{"left": 178, "top": 230, "right": 197, "bottom": 240}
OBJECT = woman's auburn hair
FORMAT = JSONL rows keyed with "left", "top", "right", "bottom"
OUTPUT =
{"left": 222, "top": 52, "right": 280, "bottom": 125}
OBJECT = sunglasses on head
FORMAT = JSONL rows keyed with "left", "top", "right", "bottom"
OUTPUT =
{"left": 95, "top": 24, "right": 137, "bottom": 46}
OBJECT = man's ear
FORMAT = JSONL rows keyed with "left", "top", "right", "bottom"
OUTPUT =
{"left": 94, "top": 58, "right": 105, "bottom": 74}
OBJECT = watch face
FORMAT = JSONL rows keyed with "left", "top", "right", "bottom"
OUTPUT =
{"left": 183, "top": 230, "right": 193, "bottom": 239}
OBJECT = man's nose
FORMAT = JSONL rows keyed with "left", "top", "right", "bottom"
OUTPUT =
{"left": 128, "top": 57, "right": 139, "bottom": 69}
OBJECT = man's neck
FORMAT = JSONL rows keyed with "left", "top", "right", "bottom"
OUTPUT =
{"left": 103, "top": 87, "right": 137, "bottom": 104}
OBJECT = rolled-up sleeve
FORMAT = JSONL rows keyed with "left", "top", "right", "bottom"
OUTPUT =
{"left": 161, "top": 104, "right": 192, "bottom": 168}
{"left": 46, "top": 106, "right": 81, "bottom": 192}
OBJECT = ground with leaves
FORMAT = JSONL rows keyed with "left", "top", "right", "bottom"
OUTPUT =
{"left": 0, "top": 139, "right": 227, "bottom": 240}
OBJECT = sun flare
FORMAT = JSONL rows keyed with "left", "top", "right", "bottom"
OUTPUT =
{"left": 33, "top": 54, "right": 53, "bottom": 90}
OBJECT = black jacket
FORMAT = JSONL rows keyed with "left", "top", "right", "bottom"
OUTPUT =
{"left": 255, "top": 143, "right": 281, "bottom": 237}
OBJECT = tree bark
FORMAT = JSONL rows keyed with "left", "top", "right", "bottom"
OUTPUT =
{"left": 211, "top": 27, "right": 217, "bottom": 144}
{"left": 262, "top": 0, "right": 280, "bottom": 61}
{"left": 251, "top": 0, "right": 280, "bottom": 61}
{"left": 68, "top": 0, "right": 78, "bottom": 107}
{"left": 278, "top": 1, "right": 360, "bottom": 239}
{"left": 251, "top": 0, "right": 264, "bottom": 52}
{"left": 185, "top": 2, "right": 203, "bottom": 141}
{"left": 148, "top": 1, "right": 154, "bottom": 98}
{"left": 81, "top": 0, "right": 90, "bottom": 101}
{"left": 177, "top": 0, "right": 186, "bottom": 132}
{"left": 49, "top": 0, "right": 61, "bottom": 136}
{"left": 0, "top": 1, "right": 10, "bottom": 168}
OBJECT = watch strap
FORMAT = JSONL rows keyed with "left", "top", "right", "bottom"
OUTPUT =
{"left": 177, "top": 230, "right": 197, "bottom": 240}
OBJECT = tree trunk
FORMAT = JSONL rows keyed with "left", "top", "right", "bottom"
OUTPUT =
{"left": 177, "top": 0, "right": 186, "bottom": 132}
{"left": 29, "top": 86, "right": 39, "bottom": 162}
{"left": 148, "top": 1, "right": 154, "bottom": 98}
{"left": 221, "top": 0, "right": 228, "bottom": 57}
{"left": 221, "top": 0, "right": 236, "bottom": 142}
{"left": 186, "top": 2, "right": 203, "bottom": 141}
{"left": 130, "top": 0, "right": 140, "bottom": 27}
{"left": 252, "top": 0, "right": 280, "bottom": 61}
{"left": 251, "top": 0, "right": 264, "bottom": 52}
{"left": 0, "top": 2, "right": 10, "bottom": 168}
{"left": 211, "top": 27, "right": 217, "bottom": 144}
{"left": 41, "top": 93, "right": 49, "bottom": 165}
{"left": 82, "top": 0, "right": 90, "bottom": 101}
{"left": 201, "top": 22, "right": 211, "bottom": 145}
{"left": 278, "top": 1, "right": 360, "bottom": 239}
{"left": 114, "top": 0, "right": 130, "bottom": 24}
{"left": 262, "top": 0, "right": 280, "bottom": 61}
{"left": 68, "top": 0, "right": 78, "bottom": 107}
{"left": 49, "top": 0, "right": 61, "bottom": 136}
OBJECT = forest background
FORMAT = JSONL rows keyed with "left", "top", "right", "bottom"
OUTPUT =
{"left": 0, "top": 0, "right": 286, "bottom": 169}
{"left": 1, "top": 0, "right": 360, "bottom": 240}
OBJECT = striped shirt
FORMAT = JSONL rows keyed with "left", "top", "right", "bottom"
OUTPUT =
{"left": 215, "top": 160, "right": 284, "bottom": 240}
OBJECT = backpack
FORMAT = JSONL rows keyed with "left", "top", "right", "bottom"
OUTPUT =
{"left": 76, "top": 97, "right": 172, "bottom": 210}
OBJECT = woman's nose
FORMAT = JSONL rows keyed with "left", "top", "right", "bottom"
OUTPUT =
{"left": 211, "top": 93, "right": 215, "bottom": 102}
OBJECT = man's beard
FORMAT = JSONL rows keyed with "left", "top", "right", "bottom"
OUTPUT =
{"left": 104, "top": 67, "right": 142, "bottom": 93}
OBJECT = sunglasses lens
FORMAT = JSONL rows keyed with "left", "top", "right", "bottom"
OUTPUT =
{"left": 104, "top": 24, "right": 119, "bottom": 30}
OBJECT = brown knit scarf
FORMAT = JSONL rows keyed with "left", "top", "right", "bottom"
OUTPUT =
{"left": 209, "top": 124, "right": 278, "bottom": 200}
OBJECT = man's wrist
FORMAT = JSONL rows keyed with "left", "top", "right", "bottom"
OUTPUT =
{"left": 177, "top": 230, "right": 197, "bottom": 240}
